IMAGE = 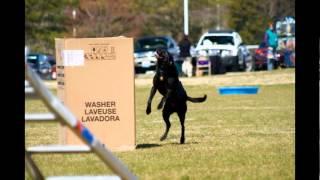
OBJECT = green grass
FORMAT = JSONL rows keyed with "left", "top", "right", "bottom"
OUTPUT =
{"left": 25, "top": 79, "right": 295, "bottom": 179}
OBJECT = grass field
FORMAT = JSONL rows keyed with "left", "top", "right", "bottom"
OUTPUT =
{"left": 25, "top": 69, "right": 295, "bottom": 180}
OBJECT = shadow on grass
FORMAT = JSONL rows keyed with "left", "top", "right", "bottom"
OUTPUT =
{"left": 136, "top": 143, "right": 161, "bottom": 149}
{"left": 165, "top": 141, "right": 200, "bottom": 146}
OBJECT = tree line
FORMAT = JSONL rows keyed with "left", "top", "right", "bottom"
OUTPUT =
{"left": 26, "top": 0, "right": 295, "bottom": 54}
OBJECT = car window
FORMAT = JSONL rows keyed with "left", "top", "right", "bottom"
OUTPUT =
{"left": 47, "top": 56, "right": 56, "bottom": 65}
{"left": 27, "top": 60, "right": 38, "bottom": 68}
{"left": 201, "top": 36, "right": 234, "bottom": 45}
{"left": 27, "top": 55, "right": 39, "bottom": 69}
{"left": 38, "top": 54, "right": 47, "bottom": 61}
{"left": 135, "top": 37, "right": 168, "bottom": 52}
{"left": 27, "top": 55, "right": 38, "bottom": 63}
{"left": 27, "top": 55, "right": 38, "bottom": 61}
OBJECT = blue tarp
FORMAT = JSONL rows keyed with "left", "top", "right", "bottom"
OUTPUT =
{"left": 218, "top": 86, "right": 259, "bottom": 95}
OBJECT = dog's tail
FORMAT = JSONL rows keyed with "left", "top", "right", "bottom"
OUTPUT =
{"left": 187, "top": 94, "right": 207, "bottom": 103}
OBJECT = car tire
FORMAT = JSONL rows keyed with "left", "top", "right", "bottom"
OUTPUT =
{"left": 135, "top": 67, "right": 145, "bottom": 74}
{"left": 239, "top": 61, "right": 246, "bottom": 71}
{"left": 231, "top": 57, "right": 239, "bottom": 72}
{"left": 237, "top": 52, "right": 246, "bottom": 71}
{"left": 252, "top": 58, "right": 256, "bottom": 71}
{"left": 210, "top": 56, "right": 225, "bottom": 74}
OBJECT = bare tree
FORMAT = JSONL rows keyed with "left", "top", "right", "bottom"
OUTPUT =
{"left": 76, "top": 0, "right": 140, "bottom": 38}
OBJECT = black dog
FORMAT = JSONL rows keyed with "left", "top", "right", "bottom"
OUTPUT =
{"left": 146, "top": 48, "right": 207, "bottom": 144}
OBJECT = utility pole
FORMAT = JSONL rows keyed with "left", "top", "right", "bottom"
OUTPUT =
{"left": 217, "top": 3, "right": 220, "bottom": 30}
{"left": 184, "top": 0, "right": 189, "bottom": 36}
{"left": 72, "top": 9, "right": 77, "bottom": 37}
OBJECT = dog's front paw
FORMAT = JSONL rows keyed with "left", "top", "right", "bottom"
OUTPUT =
{"left": 146, "top": 106, "right": 151, "bottom": 115}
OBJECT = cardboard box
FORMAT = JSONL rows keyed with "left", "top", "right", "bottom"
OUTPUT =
{"left": 55, "top": 37, "right": 135, "bottom": 151}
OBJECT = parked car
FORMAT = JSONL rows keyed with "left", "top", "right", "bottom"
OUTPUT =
{"left": 195, "top": 29, "right": 251, "bottom": 72}
{"left": 252, "top": 42, "right": 281, "bottom": 70}
{"left": 134, "top": 36, "right": 180, "bottom": 73}
{"left": 252, "top": 17, "right": 295, "bottom": 71}
{"left": 275, "top": 16, "right": 295, "bottom": 68}
{"left": 27, "top": 53, "right": 56, "bottom": 80}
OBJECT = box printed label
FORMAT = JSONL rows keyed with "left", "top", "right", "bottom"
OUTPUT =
{"left": 85, "top": 44, "right": 116, "bottom": 61}
{"left": 81, "top": 101, "right": 120, "bottom": 122}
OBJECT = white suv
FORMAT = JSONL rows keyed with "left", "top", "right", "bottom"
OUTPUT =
{"left": 195, "top": 29, "right": 250, "bottom": 71}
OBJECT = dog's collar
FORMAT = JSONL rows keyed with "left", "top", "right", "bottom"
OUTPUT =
{"left": 160, "top": 76, "right": 164, "bottom": 81}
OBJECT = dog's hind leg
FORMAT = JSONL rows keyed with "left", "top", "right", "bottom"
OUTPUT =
{"left": 160, "top": 108, "right": 172, "bottom": 141}
{"left": 177, "top": 109, "right": 187, "bottom": 144}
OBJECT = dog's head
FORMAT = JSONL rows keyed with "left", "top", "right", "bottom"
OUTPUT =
{"left": 154, "top": 48, "right": 177, "bottom": 79}
{"left": 155, "top": 48, "right": 170, "bottom": 65}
